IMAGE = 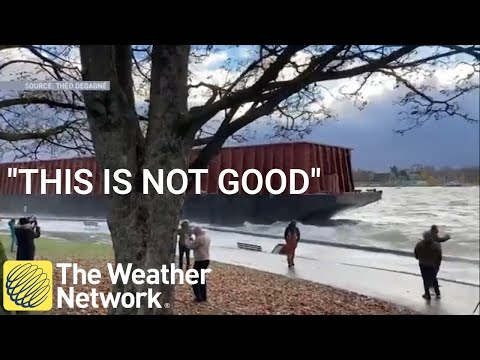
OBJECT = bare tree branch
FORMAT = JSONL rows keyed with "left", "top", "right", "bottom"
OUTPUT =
{"left": 0, "top": 44, "right": 478, "bottom": 163}
{"left": 443, "top": 45, "right": 480, "bottom": 60}
{"left": 0, "top": 120, "right": 80, "bottom": 141}
{"left": 0, "top": 97, "right": 85, "bottom": 111}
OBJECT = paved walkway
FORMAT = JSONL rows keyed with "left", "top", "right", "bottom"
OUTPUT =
{"left": 209, "top": 245, "right": 479, "bottom": 315}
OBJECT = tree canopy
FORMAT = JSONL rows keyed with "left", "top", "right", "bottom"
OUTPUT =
{"left": 0, "top": 45, "right": 478, "bottom": 165}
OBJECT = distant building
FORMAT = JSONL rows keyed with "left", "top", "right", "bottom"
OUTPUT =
{"left": 371, "top": 173, "right": 394, "bottom": 184}
{"left": 400, "top": 166, "right": 428, "bottom": 186}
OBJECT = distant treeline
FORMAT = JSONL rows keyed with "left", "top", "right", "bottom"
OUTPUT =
{"left": 353, "top": 165, "right": 480, "bottom": 186}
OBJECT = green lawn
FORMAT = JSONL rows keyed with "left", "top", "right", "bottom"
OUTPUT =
{"left": 0, "top": 234, "right": 113, "bottom": 261}
{"left": 1, "top": 234, "right": 113, "bottom": 315}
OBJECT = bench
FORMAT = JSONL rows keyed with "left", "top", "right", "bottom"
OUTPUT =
{"left": 237, "top": 242, "right": 262, "bottom": 252}
{"left": 83, "top": 221, "right": 99, "bottom": 231}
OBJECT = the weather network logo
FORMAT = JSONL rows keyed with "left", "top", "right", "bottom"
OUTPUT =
{"left": 3, "top": 261, "right": 53, "bottom": 311}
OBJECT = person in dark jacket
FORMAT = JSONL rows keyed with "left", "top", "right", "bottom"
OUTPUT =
{"left": 284, "top": 221, "right": 300, "bottom": 267}
{"left": 414, "top": 231, "right": 442, "bottom": 300}
{"left": 284, "top": 221, "right": 300, "bottom": 242}
{"left": 429, "top": 225, "right": 451, "bottom": 289}
{"left": 15, "top": 217, "right": 41, "bottom": 261}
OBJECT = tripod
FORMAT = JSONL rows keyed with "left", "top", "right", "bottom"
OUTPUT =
{"left": 474, "top": 301, "right": 480, "bottom": 314}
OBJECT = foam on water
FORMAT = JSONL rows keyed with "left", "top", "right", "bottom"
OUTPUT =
{"left": 199, "top": 187, "right": 480, "bottom": 260}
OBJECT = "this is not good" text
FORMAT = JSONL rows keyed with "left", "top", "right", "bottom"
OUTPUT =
{"left": 7, "top": 167, "right": 321, "bottom": 196}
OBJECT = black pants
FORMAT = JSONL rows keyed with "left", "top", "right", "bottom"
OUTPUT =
{"left": 192, "top": 260, "right": 210, "bottom": 302}
{"left": 16, "top": 244, "right": 35, "bottom": 261}
{"left": 419, "top": 264, "right": 440, "bottom": 295}
{"left": 178, "top": 245, "right": 190, "bottom": 269}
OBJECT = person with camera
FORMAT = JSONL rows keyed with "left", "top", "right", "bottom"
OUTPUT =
{"left": 414, "top": 231, "right": 442, "bottom": 300}
{"left": 15, "top": 216, "right": 41, "bottom": 261}
{"left": 428, "top": 225, "right": 451, "bottom": 293}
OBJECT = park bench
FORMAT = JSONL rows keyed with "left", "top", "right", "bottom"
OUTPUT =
{"left": 237, "top": 242, "right": 262, "bottom": 252}
{"left": 83, "top": 220, "right": 99, "bottom": 231}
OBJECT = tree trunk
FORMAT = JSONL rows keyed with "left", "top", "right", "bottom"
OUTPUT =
{"left": 107, "top": 149, "right": 186, "bottom": 315}
{"left": 79, "top": 45, "right": 191, "bottom": 314}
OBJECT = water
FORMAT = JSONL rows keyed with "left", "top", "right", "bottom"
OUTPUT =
{"left": 1, "top": 187, "right": 478, "bottom": 261}
{"left": 221, "top": 187, "right": 480, "bottom": 261}
{"left": 337, "top": 186, "right": 479, "bottom": 260}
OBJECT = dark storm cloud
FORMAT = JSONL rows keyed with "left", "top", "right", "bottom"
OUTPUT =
{"left": 245, "top": 91, "right": 479, "bottom": 171}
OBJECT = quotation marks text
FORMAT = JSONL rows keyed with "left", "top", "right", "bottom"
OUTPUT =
{"left": 311, "top": 168, "right": 321, "bottom": 177}
{"left": 5, "top": 167, "right": 322, "bottom": 196}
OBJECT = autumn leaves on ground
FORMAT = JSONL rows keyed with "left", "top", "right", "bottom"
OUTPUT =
{"left": 0, "top": 236, "right": 416, "bottom": 315}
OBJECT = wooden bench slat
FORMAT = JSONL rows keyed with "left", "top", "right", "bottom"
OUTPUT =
{"left": 237, "top": 242, "right": 262, "bottom": 252}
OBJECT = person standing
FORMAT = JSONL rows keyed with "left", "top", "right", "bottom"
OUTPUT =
{"left": 8, "top": 219, "right": 17, "bottom": 253}
{"left": 414, "top": 231, "right": 442, "bottom": 300}
{"left": 15, "top": 217, "right": 41, "bottom": 261}
{"left": 429, "top": 225, "right": 451, "bottom": 289}
{"left": 284, "top": 220, "right": 300, "bottom": 267}
{"left": 186, "top": 226, "right": 211, "bottom": 302}
{"left": 177, "top": 220, "right": 192, "bottom": 270}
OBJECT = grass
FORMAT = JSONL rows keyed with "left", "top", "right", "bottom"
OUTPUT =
{"left": 0, "top": 235, "right": 113, "bottom": 260}
{"left": 0, "top": 234, "right": 113, "bottom": 316}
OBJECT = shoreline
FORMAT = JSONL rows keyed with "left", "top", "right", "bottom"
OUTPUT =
{"left": 1, "top": 226, "right": 478, "bottom": 265}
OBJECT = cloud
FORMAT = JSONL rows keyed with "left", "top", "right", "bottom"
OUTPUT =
{"left": 3, "top": 46, "right": 475, "bottom": 121}
{"left": 1, "top": 46, "right": 478, "bottom": 168}
{"left": 243, "top": 87, "right": 479, "bottom": 171}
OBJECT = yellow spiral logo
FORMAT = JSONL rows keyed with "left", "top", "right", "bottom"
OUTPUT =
{"left": 3, "top": 261, "right": 53, "bottom": 311}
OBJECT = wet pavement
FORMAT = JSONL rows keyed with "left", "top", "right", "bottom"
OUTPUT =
{"left": 1, "top": 218, "right": 478, "bottom": 314}
{"left": 209, "top": 245, "right": 479, "bottom": 315}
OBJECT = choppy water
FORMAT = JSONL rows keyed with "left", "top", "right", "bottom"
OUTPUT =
{"left": 1, "top": 187, "right": 478, "bottom": 261}
{"left": 226, "top": 187, "right": 480, "bottom": 261}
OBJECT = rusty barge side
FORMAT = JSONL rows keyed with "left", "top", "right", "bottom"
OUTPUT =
{"left": 0, "top": 142, "right": 382, "bottom": 225}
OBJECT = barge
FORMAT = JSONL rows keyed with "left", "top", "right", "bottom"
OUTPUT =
{"left": 0, "top": 142, "right": 382, "bottom": 225}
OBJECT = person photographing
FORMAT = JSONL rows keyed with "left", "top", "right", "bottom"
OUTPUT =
{"left": 414, "top": 231, "right": 442, "bottom": 300}
{"left": 429, "top": 225, "right": 451, "bottom": 291}
{"left": 15, "top": 216, "right": 41, "bottom": 260}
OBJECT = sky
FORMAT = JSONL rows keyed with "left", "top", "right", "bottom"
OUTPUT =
{"left": 243, "top": 87, "right": 479, "bottom": 171}
{"left": 220, "top": 46, "right": 480, "bottom": 171}
{"left": 1, "top": 45, "right": 479, "bottom": 171}
{"left": 299, "top": 94, "right": 479, "bottom": 171}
